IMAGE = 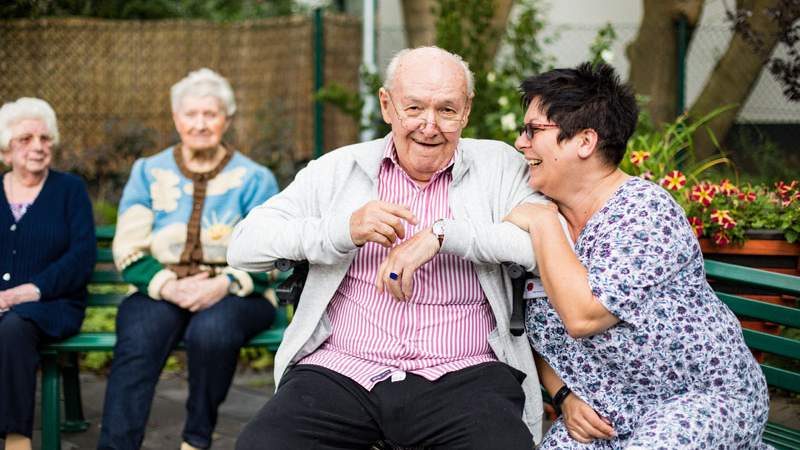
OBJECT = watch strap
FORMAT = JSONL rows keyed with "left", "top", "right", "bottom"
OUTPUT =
{"left": 552, "top": 385, "right": 572, "bottom": 416}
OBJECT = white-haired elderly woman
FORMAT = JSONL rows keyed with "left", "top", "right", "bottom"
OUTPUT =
{"left": 0, "top": 98, "right": 95, "bottom": 450}
{"left": 97, "top": 68, "right": 279, "bottom": 450}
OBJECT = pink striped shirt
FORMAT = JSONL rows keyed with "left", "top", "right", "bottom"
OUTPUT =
{"left": 299, "top": 138, "right": 497, "bottom": 389}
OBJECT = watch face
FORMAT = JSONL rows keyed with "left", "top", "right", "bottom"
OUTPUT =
{"left": 432, "top": 220, "right": 445, "bottom": 236}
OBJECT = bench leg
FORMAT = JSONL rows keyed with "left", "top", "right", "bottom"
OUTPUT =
{"left": 41, "top": 351, "right": 61, "bottom": 450}
{"left": 61, "top": 353, "right": 89, "bottom": 432}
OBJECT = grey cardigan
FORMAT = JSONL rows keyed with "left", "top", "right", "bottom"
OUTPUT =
{"left": 228, "top": 134, "right": 546, "bottom": 442}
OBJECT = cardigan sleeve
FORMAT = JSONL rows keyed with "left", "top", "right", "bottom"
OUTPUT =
{"left": 112, "top": 158, "right": 176, "bottom": 298}
{"left": 222, "top": 163, "right": 280, "bottom": 297}
{"left": 30, "top": 175, "right": 96, "bottom": 300}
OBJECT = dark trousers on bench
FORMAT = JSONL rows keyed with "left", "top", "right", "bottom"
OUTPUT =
{"left": 0, "top": 312, "right": 43, "bottom": 439}
{"left": 97, "top": 292, "right": 276, "bottom": 450}
{"left": 236, "top": 362, "right": 533, "bottom": 450}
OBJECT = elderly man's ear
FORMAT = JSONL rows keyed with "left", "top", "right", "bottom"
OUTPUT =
{"left": 575, "top": 128, "right": 599, "bottom": 160}
{"left": 378, "top": 88, "right": 393, "bottom": 125}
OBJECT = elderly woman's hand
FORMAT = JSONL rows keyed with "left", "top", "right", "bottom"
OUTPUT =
{"left": 0, "top": 283, "right": 42, "bottom": 309}
{"left": 561, "top": 393, "right": 616, "bottom": 444}
{"left": 503, "top": 201, "right": 559, "bottom": 233}
{"left": 161, "top": 273, "right": 230, "bottom": 312}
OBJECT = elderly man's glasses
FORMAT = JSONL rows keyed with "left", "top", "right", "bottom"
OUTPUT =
{"left": 518, "top": 122, "right": 559, "bottom": 140}
{"left": 386, "top": 92, "right": 468, "bottom": 133}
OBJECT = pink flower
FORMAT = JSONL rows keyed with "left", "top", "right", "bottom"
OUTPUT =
{"left": 640, "top": 170, "right": 654, "bottom": 181}
{"left": 737, "top": 191, "right": 756, "bottom": 202}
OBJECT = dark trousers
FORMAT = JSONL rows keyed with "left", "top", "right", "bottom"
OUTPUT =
{"left": 0, "top": 312, "right": 43, "bottom": 439}
{"left": 97, "top": 292, "right": 276, "bottom": 450}
{"left": 236, "top": 362, "right": 533, "bottom": 450}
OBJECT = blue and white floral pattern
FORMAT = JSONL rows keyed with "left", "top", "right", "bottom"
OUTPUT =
{"left": 527, "top": 177, "right": 771, "bottom": 449}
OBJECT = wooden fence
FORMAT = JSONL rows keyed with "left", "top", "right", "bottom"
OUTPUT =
{"left": 0, "top": 15, "right": 361, "bottom": 187}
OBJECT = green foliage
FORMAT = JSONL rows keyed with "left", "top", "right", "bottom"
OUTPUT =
{"left": 588, "top": 23, "right": 617, "bottom": 67}
{"left": 620, "top": 106, "right": 800, "bottom": 245}
{"left": 314, "top": 68, "right": 390, "bottom": 137}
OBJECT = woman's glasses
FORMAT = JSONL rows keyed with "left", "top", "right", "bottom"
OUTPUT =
{"left": 518, "top": 122, "right": 559, "bottom": 140}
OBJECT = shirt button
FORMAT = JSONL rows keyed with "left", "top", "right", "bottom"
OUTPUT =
{"left": 10, "top": 224, "right": 16, "bottom": 231}
{"left": 2, "top": 273, "right": 10, "bottom": 281}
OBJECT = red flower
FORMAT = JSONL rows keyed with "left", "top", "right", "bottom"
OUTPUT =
{"left": 712, "top": 230, "right": 730, "bottom": 246}
{"left": 661, "top": 170, "right": 686, "bottom": 191}
{"left": 776, "top": 181, "right": 798, "bottom": 198}
{"left": 690, "top": 184, "right": 715, "bottom": 207}
{"left": 710, "top": 209, "right": 737, "bottom": 230}
{"left": 630, "top": 150, "right": 651, "bottom": 166}
{"left": 737, "top": 191, "right": 756, "bottom": 202}
{"left": 718, "top": 179, "right": 737, "bottom": 196}
{"left": 687, "top": 217, "right": 704, "bottom": 238}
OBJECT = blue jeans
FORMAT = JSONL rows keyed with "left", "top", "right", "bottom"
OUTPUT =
{"left": 97, "top": 292, "right": 275, "bottom": 450}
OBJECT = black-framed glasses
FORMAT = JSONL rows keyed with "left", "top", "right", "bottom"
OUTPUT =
{"left": 518, "top": 122, "right": 559, "bottom": 140}
{"left": 386, "top": 92, "right": 468, "bottom": 133}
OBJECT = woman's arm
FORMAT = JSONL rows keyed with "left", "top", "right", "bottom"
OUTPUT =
{"left": 507, "top": 203, "right": 618, "bottom": 337}
{"left": 534, "top": 352, "right": 615, "bottom": 443}
{"left": 29, "top": 176, "right": 96, "bottom": 300}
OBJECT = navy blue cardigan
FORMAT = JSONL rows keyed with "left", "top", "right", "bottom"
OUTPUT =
{"left": 0, "top": 170, "right": 96, "bottom": 339}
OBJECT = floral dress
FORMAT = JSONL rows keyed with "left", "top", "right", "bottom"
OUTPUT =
{"left": 526, "top": 177, "right": 772, "bottom": 449}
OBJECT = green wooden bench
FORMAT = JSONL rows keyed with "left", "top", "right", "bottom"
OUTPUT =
{"left": 35, "top": 229, "right": 799, "bottom": 450}
{"left": 38, "top": 226, "right": 289, "bottom": 450}
{"left": 703, "top": 259, "right": 800, "bottom": 450}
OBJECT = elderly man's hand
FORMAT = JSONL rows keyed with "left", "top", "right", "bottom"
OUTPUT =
{"left": 375, "top": 227, "right": 440, "bottom": 301}
{"left": 561, "top": 393, "right": 616, "bottom": 444}
{"left": 503, "top": 202, "right": 559, "bottom": 233}
{"left": 350, "top": 201, "right": 418, "bottom": 247}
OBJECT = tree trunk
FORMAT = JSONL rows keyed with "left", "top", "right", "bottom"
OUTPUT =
{"left": 626, "top": 0, "right": 705, "bottom": 126}
{"left": 400, "top": 0, "right": 513, "bottom": 60}
{"left": 401, "top": 0, "right": 437, "bottom": 47}
{"left": 689, "top": 0, "right": 800, "bottom": 159}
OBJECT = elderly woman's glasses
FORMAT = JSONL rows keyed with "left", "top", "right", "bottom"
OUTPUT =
{"left": 386, "top": 92, "right": 468, "bottom": 133}
{"left": 518, "top": 122, "right": 559, "bottom": 140}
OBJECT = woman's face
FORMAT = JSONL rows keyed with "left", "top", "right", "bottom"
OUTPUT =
{"left": 515, "top": 101, "right": 570, "bottom": 196}
{"left": 173, "top": 96, "right": 228, "bottom": 152}
{"left": 3, "top": 118, "right": 53, "bottom": 175}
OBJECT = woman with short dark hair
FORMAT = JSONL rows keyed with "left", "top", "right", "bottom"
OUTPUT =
{"left": 505, "top": 63, "right": 771, "bottom": 449}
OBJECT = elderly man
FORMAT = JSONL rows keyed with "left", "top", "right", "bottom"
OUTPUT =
{"left": 229, "top": 46, "right": 544, "bottom": 449}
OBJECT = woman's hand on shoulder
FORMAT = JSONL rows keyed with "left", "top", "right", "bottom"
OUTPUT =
{"left": 561, "top": 393, "right": 616, "bottom": 444}
{"left": 503, "top": 201, "right": 559, "bottom": 233}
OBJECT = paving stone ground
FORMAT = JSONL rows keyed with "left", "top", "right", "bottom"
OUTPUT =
{"left": 2, "top": 369, "right": 798, "bottom": 450}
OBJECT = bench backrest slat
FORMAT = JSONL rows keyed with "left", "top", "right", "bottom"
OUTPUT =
{"left": 742, "top": 329, "right": 800, "bottom": 360}
{"left": 761, "top": 364, "right": 800, "bottom": 394}
{"left": 705, "top": 260, "right": 800, "bottom": 296}
{"left": 717, "top": 292, "right": 800, "bottom": 328}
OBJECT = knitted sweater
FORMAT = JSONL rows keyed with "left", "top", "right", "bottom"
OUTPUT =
{"left": 113, "top": 146, "right": 279, "bottom": 300}
{"left": 0, "top": 170, "right": 96, "bottom": 339}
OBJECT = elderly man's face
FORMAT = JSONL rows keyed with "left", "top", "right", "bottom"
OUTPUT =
{"left": 379, "top": 53, "right": 471, "bottom": 185}
{"left": 4, "top": 118, "right": 53, "bottom": 175}
{"left": 173, "top": 96, "right": 228, "bottom": 153}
